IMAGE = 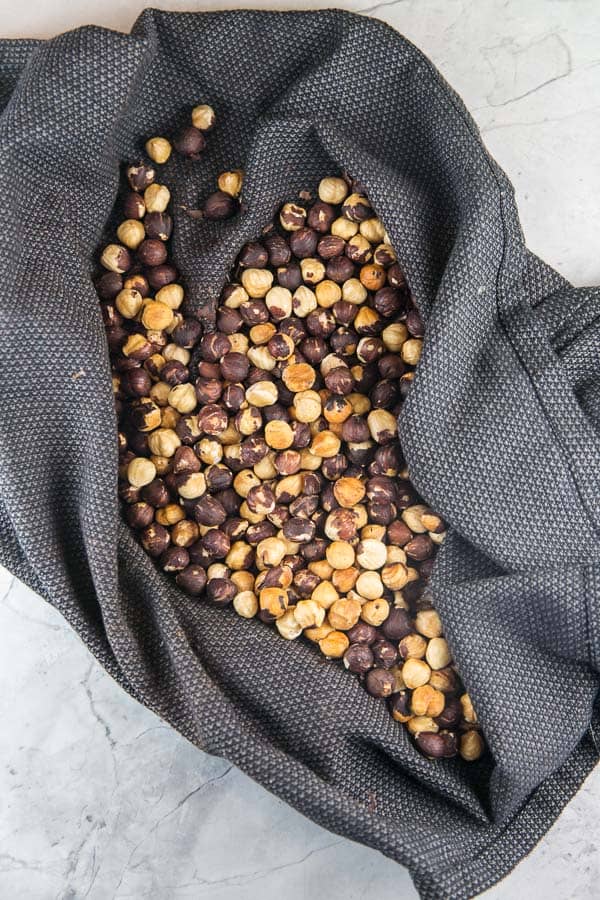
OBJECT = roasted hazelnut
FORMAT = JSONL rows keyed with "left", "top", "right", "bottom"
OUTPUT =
{"left": 326, "top": 256, "right": 356, "bottom": 284}
{"left": 175, "top": 564, "right": 207, "bottom": 595}
{"left": 233, "top": 589, "right": 258, "bottom": 618}
{"left": 415, "top": 731, "right": 457, "bottom": 759}
{"left": 319, "top": 630, "right": 349, "bottom": 658}
{"left": 435, "top": 697, "right": 462, "bottom": 729}
{"left": 371, "top": 639, "right": 399, "bottom": 669}
{"left": 341, "top": 193, "right": 373, "bottom": 222}
{"left": 140, "top": 522, "right": 170, "bottom": 557}
{"left": 317, "top": 234, "right": 346, "bottom": 259}
{"left": 318, "top": 176, "right": 348, "bottom": 204}
{"left": 360, "top": 597, "right": 389, "bottom": 627}
{"left": 145, "top": 137, "right": 172, "bottom": 164}
{"left": 206, "top": 577, "right": 236, "bottom": 606}
{"left": 145, "top": 211, "right": 173, "bottom": 241}
{"left": 459, "top": 730, "right": 484, "bottom": 761}
{"left": 126, "top": 161, "right": 155, "bottom": 192}
{"left": 203, "top": 190, "right": 240, "bottom": 220}
{"left": 101, "top": 243, "right": 131, "bottom": 274}
{"left": 192, "top": 103, "right": 216, "bottom": 131}
{"left": 173, "top": 125, "right": 206, "bottom": 159}
{"left": 343, "top": 643, "right": 374, "bottom": 675}
{"left": 144, "top": 183, "right": 171, "bottom": 213}
{"left": 126, "top": 501, "right": 154, "bottom": 529}
{"left": 365, "top": 667, "right": 395, "bottom": 698}
{"left": 279, "top": 202, "right": 306, "bottom": 231}
{"left": 402, "top": 658, "right": 431, "bottom": 690}
{"left": 147, "top": 263, "right": 178, "bottom": 290}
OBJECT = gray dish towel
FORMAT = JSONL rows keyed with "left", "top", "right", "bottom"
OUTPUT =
{"left": 0, "top": 9, "right": 598, "bottom": 899}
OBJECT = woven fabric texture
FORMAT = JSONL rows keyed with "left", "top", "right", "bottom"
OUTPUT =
{"left": 0, "top": 10, "right": 598, "bottom": 899}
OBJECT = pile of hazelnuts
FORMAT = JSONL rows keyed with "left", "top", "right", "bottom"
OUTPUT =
{"left": 97, "top": 116, "right": 484, "bottom": 762}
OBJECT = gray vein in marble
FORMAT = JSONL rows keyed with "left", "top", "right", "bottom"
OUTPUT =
{"left": 358, "top": 0, "right": 407, "bottom": 16}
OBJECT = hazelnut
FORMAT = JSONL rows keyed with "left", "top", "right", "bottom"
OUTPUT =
{"left": 460, "top": 693, "right": 477, "bottom": 724}
{"left": 233, "top": 590, "right": 258, "bottom": 619}
{"left": 218, "top": 169, "right": 244, "bottom": 197}
{"left": 328, "top": 598, "right": 361, "bottom": 631}
{"left": 101, "top": 243, "right": 131, "bottom": 274}
{"left": 127, "top": 457, "right": 156, "bottom": 487}
{"left": 259, "top": 586, "right": 289, "bottom": 618}
{"left": 411, "top": 684, "right": 445, "bottom": 718}
{"left": 318, "top": 176, "right": 348, "bottom": 204}
{"left": 360, "top": 598, "right": 389, "bottom": 626}
{"left": 245, "top": 380, "right": 278, "bottom": 408}
{"left": 117, "top": 219, "right": 146, "bottom": 250}
{"left": 365, "top": 667, "right": 395, "bottom": 698}
{"left": 343, "top": 643, "right": 374, "bottom": 675}
{"left": 311, "top": 580, "right": 339, "bottom": 610}
{"left": 173, "top": 125, "right": 206, "bottom": 159}
{"left": 300, "top": 258, "right": 326, "bottom": 284}
{"left": 191, "top": 103, "right": 216, "bottom": 131}
{"left": 360, "top": 217, "right": 386, "bottom": 244}
{"left": 325, "top": 541, "right": 355, "bottom": 570}
{"left": 294, "top": 599, "right": 326, "bottom": 629}
{"left": 355, "top": 539, "right": 386, "bottom": 570}
{"left": 399, "top": 633, "right": 427, "bottom": 660}
{"left": 144, "top": 183, "right": 171, "bottom": 213}
{"left": 406, "top": 717, "right": 439, "bottom": 736}
{"left": 265, "top": 286, "right": 293, "bottom": 320}
{"left": 276, "top": 608, "right": 303, "bottom": 640}
{"left": 145, "top": 137, "right": 172, "bottom": 164}
{"left": 126, "top": 161, "right": 155, "bottom": 192}
{"left": 401, "top": 658, "right": 431, "bottom": 689}
{"left": 332, "top": 476, "right": 365, "bottom": 508}
{"left": 279, "top": 202, "right": 306, "bottom": 231}
{"left": 355, "top": 571, "right": 384, "bottom": 600}
{"left": 203, "top": 191, "right": 239, "bottom": 220}
{"left": 459, "top": 730, "right": 484, "bottom": 761}
{"left": 282, "top": 362, "right": 316, "bottom": 393}
{"left": 342, "top": 193, "right": 373, "bottom": 223}
{"left": 402, "top": 338, "right": 423, "bottom": 366}
{"left": 318, "top": 630, "right": 349, "bottom": 658}
{"left": 176, "top": 565, "right": 207, "bottom": 595}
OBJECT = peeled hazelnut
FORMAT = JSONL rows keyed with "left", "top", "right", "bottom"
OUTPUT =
{"left": 279, "top": 202, "right": 306, "bottom": 231}
{"left": 402, "top": 338, "right": 423, "bottom": 366}
{"left": 402, "top": 658, "right": 431, "bottom": 689}
{"left": 282, "top": 362, "right": 316, "bottom": 393}
{"left": 318, "top": 176, "right": 348, "bottom": 204}
{"left": 233, "top": 590, "right": 258, "bottom": 619}
{"left": 311, "top": 580, "right": 339, "bottom": 610}
{"left": 399, "top": 633, "right": 427, "bottom": 660}
{"left": 259, "top": 586, "right": 289, "bottom": 619}
{"left": 276, "top": 608, "right": 303, "bottom": 640}
{"left": 460, "top": 693, "right": 477, "bottom": 724}
{"left": 191, "top": 103, "right": 216, "bottom": 131}
{"left": 355, "top": 571, "right": 384, "bottom": 600}
{"left": 459, "top": 730, "right": 484, "bottom": 761}
{"left": 325, "top": 541, "right": 355, "bottom": 570}
{"left": 294, "top": 390, "right": 322, "bottom": 423}
{"left": 319, "top": 630, "right": 349, "bottom": 658}
{"left": 425, "top": 638, "right": 452, "bottom": 670}
{"left": 144, "top": 183, "right": 171, "bottom": 213}
{"left": 218, "top": 169, "right": 244, "bottom": 197}
{"left": 360, "top": 597, "right": 389, "bottom": 626}
{"left": 406, "top": 716, "right": 439, "bottom": 736}
{"left": 328, "top": 598, "right": 361, "bottom": 631}
{"left": 101, "top": 243, "right": 131, "bottom": 274}
{"left": 294, "top": 599, "right": 326, "bottom": 629}
{"left": 145, "top": 137, "right": 172, "bottom": 164}
{"left": 411, "top": 684, "right": 445, "bottom": 718}
{"left": 415, "top": 608, "right": 443, "bottom": 638}
{"left": 355, "top": 539, "right": 387, "bottom": 570}
{"left": 127, "top": 457, "right": 156, "bottom": 488}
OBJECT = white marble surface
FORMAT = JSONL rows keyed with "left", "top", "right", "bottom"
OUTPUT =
{"left": 1, "top": 1, "right": 599, "bottom": 897}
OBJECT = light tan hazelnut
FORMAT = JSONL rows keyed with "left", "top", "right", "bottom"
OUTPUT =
{"left": 163, "top": 344, "right": 190, "bottom": 365}
{"left": 152, "top": 284, "right": 183, "bottom": 311}
{"left": 115, "top": 288, "right": 143, "bottom": 320}
{"left": 401, "top": 504, "right": 429, "bottom": 533}
{"left": 402, "top": 658, "right": 431, "bottom": 689}
{"left": 197, "top": 438, "right": 223, "bottom": 465}
{"left": 406, "top": 716, "right": 438, "bottom": 736}
{"left": 177, "top": 472, "right": 207, "bottom": 500}
{"left": 300, "top": 258, "right": 325, "bottom": 285}
{"left": 367, "top": 409, "right": 397, "bottom": 445}
{"left": 155, "top": 503, "right": 185, "bottom": 526}
{"left": 460, "top": 693, "right": 477, "bottom": 724}
{"left": 292, "top": 285, "right": 317, "bottom": 317}
{"left": 264, "top": 286, "right": 293, "bottom": 319}
{"left": 298, "top": 448, "right": 321, "bottom": 471}
{"left": 274, "top": 473, "right": 304, "bottom": 502}
{"left": 318, "top": 176, "right": 348, "bottom": 204}
{"left": 145, "top": 136, "right": 172, "bottom": 163}
{"left": 149, "top": 455, "right": 169, "bottom": 475}
{"left": 171, "top": 520, "right": 199, "bottom": 547}
{"left": 312, "top": 580, "right": 339, "bottom": 610}
{"left": 381, "top": 562, "right": 409, "bottom": 590}
{"left": 361, "top": 524, "right": 386, "bottom": 542}
{"left": 332, "top": 566, "right": 359, "bottom": 593}
{"left": 399, "top": 633, "right": 427, "bottom": 660}
{"left": 275, "top": 608, "right": 303, "bottom": 640}
{"left": 307, "top": 558, "right": 332, "bottom": 580}
{"left": 117, "top": 219, "right": 145, "bottom": 250}
{"left": 144, "top": 183, "right": 171, "bottom": 213}
{"left": 191, "top": 103, "right": 216, "bottom": 131}
{"left": 389, "top": 666, "right": 406, "bottom": 693}
{"left": 341, "top": 277, "right": 368, "bottom": 305}
{"left": 347, "top": 233, "right": 373, "bottom": 262}
{"left": 310, "top": 430, "right": 341, "bottom": 458}
{"left": 332, "top": 476, "right": 365, "bottom": 509}
{"left": 359, "top": 217, "right": 386, "bottom": 243}
{"left": 293, "top": 599, "right": 326, "bottom": 629}
{"left": 241, "top": 267, "right": 273, "bottom": 299}
{"left": 415, "top": 608, "right": 443, "bottom": 639}
{"left": 245, "top": 380, "right": 278, "bottom": 408}
{"left": 328, "top": 598, "right": 362, "bottom": 631}
{"left": 304, "top": 623, "right": 334, "bottom": 643}
{"left": 167, "top": 383, "right": 196, "bottom": 414}
{"left": 147, "top": 428, "right": 181, "bottom": 457}
{"left": 319, "top": 630, "right": 349, "bottom": 658}
{"left": 141, "top": 300, "right": 174, "bottom": 331}
{"left": 217, "top": 168, "right": 243, "bottom": 197}
{"left": 331, "top": 216, "right": 358, "bottom": 240}
{"left": 425, "top": 637, "right": 452, "bottom": 670}
{"left": 207, "top": 563, "right": 229, "bottom": 581}
{"left": 348, "top": 393, "right": 371, "bottom": 416}
{"left": 315, "top": 280, "right": 342, "bottom": 308}
{"left": 361, "top": 597, "right": 390, "bottom": 626}
{"left": 325, "top": 541, "right": 355, "bottom": 570}
{"left": 386, "top": 546, "right": 407, "bottom": 564}
{"left": 282, "top": 362, "right": 316, "bottom": 393}
{"left": 160, "top": 406, "right": 179, "bottom": 430}
{"left": 279, "top": 202, "right": 306, "bottom": 232}
{"left": 233, "top": 469, "right": 261, "bottom": 498}
{"left": 127, "top": 457, "right": 156, "bottom": 487}
{"left": 259, "top": 586, "right": 289, "bottom": 619}
{"left": 402, "top": 338, "right": 423, "bottom": 366}
{"left": 411, "top": 684, "right": 445, "bottom": 718}
{"left": 247, "top": 345, "right": 277, "bottom": 372}
{"left": 254, "top": 454, "right": 278, "bottom": 481}
{"left": 294, "top": 390, "right": 322, "bottom": 422}
{"left": 265, "top": 421, "right": 294, "bottom": 450}
{"left": 381, "top": 322, "right": 408, "bottom": 352}
{"left": 226, "top": 541, "right": 254, "bottom": 570}
{"left": 355, "top": 570, "right": 384, "bottom": 600}
{"left": 233, "top": 590, "right": 258, "bottom": 619}
{"left": 149, "top": 381, "right": 171, "bottom": 407}
{"left": 256, "top": 537, "right": 287, "bottom": 568}
{"left": 355, "top": 539, "right": 387, "bottom": 570}
{"left": 231, "top": 571, "right": 254, "bottom": 592}
{"left": 459, "top": 730, "right": 484, "bottom": 761}
{"left": 223, "top": 284, "right": 249, "bottom": 309}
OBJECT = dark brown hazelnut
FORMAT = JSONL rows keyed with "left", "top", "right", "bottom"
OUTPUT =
{"left": 137, "top": 239, "right": 168, "bottom": 267}
{"left": 217, "top": 307, "right": 243, "bottom": 334}
{"left": 435, "top": 697, "right": 462, "bottom": 729}
{"left": 300, "top": 538, "right": 328, "bottom": 561}
{"left": 173, "top": 125, "right": 206, "bottom": 159}
{"left": 389, "top": 691, "right": 411, "bottom": 722}
{"left": 357, "top": 337, "right": 384, "bottom": 363}
{"left": 221, "top": 383, "right": 245, "bottom": 411}
{"left": 387, "top": 263, "right": 406, "bottom": 288}
{"left": 324, "top": 365, "right": 354, "bottom": 395}
{"left": 342, "top": 193, "right": 373, "bottom": 222}
{"left": 214, "top": 488, "right": 241, "bottom": 516}
{"left": 365, "top": 667, "right": 395, "bottom": 698}
{"left": 405, "top": 534, "right": 434, "bottom": 560}
{"left": 200, "top": 529, "right": 231, "bottom": 559}
{"left": 346, "top": 622, "right": 378, "bottom": 644}
{"left": 293, "top": 569, "right": 321, "bottom": 598}
{"left": 160, "top": 546, "right": 190, "bottom": 572}
{"left": 176, "top": 565, "right": 207, "bottom": 596}
{"left": 123, "top": 191, "right": 146, "bottom": 219}
{"left": 367, "top": 501, "right": 396, "bottom": 525}
{"left": 373, "top": 287, "right": 405, "bottom": 318}
{"left": 203, "top": 191, "right": 240, "bottom": 220}
{"left": 140, "top": 523, "right": 170, "bottom": 557}
{"left": 289, "top": 226, "right": 318, "bottom": 258}
{"left": 372, "top": 445, "right": 403, "bottom": 478}
{"left": 121, "top": 368, "right": 152, "bottom": 397}
{"left": 264, "top": 233, "right": 291, "bottom": 267}
{"left": 307, "top": 201, "right": 335, "bottom": 233}
{"left": 341, "top": 415, "right": 370, "bottom": 443}
{"left": 176, "top": 415, "right": 202, "bottom": 445}
{"left": 343, "top": 643, "right": 374, "bottom": 675}
{"left": 246, "top": 484, "right": 276, "bottom": 515}
{"left": 199, "top": 332, "right": 231, "bottom": 362}
{"left": 126, "top": 161, "right": 155, "bottom": 192}
{"left": 172, "top": 446, "right": 200, "bottom": 476}
{"left": 222, "top": 517, "right": 248, "bottom": 540}
{"left": 321, "top": 454, "right": 348, "bottom": 481}
{"left": 406, "top": 308, "right": 424, "bottom": 337}
{"left": 267, "top": 333, "right": 295, "bottom": 360}
{"left": 204, "top": 464, "right": 233, "bottom": 492}
{"left": 276, "top": 263, "right": 302, "bottom": 291}
{"left": 246, "top": 521, "right": 277, "bottom": 545}
{"left": 96, "top": 271, "right": 123, "bottom": 299}
{"left": 141, "top": 478, "right": 170, "bottom": 508}
{"left": 282, "top": 517, "right": 316, "bottom": 543}
{"left": 306, "top": 308, "right": 336, "bottom": 337}
{"left": 371, "top": 380, "right": 399, "bottom": 410}
{"left": 193, "top": 495, "right": 227, "bottom": 526}
{"left": 162, "top": 360, "right": 189, "bottom": 386}
{"left": 144, "top": 211, "right": 173, "bottom": 241}
{"left": 371, "top": 639, "right": 399, "bottom": 668}
{"left": 206, "top": 577, "right": 236, "bottom": 606}
{"left": 147, "top": 263, "right": 178, "bottom": 289}
{"left": 415, "top": 731, "right": 457, "bottom": 759}
{"left": 239, "top": 299, "right": 269, "bottom": 325}
{"left": 278, "top": 317, "right": 306, "bottom": 344}
{"left": 197, "top": 361, "right": 222, "bottom": 380}
{"left": 317, "top": 234, "right": 345, "bottom": 258}
{"left": 378, "top": 354, "right": 405, "bottom": 380}
{"left": 220, "top": 351, "right": 250, "bottom": 381}
{"left": 197, "top": 404, "right": 228, "bottom": 435}
{"left": 274, "top": 450, "right": 302, "bottom": 476}
{"left": 238, "top": 241, "right": 268, "bottom": 268}
{"left": 326, "top": 256, "right": 355, "bottom": 283}
{"left": 126, "top": 502, "right": 155, "bottom": 529}
{"left": 195, "top": 376, "right": 222, "bottom": 405}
